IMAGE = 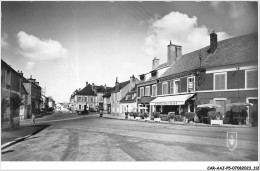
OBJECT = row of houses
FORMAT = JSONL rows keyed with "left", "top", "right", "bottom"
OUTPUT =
{"left": 1, "top": 59, "right": 55, "bottom": 128}
{"left": 70, "top": 31, "right": 258, "bottom": 125}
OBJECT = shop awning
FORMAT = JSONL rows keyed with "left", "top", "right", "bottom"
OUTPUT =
{"left": 150, "top": 94, "right": 194, "bottom": 106}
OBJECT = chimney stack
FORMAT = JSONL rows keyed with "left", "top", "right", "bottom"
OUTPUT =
{"left": 86, "top": 82, "right": 88, "bottom": 86}
{"left": 19, "top": 71, "right": 23, "bottom": 77}
{"left": 210, "top": 30, "right": 218, "bottom": 53}
{"left": 167, "top": 41, "right": 182, "bottom": 66}
{"left": 104, "top": 84, "right": 107, "bottom": 89}
{"left": 130, "top": 75, "right": 136, "bottom": 90}
{"left": 152, "top": 57, "right": 160, "bottom": 70}
{"left": 115, "top": 77, "right": 119, "bottom": 92}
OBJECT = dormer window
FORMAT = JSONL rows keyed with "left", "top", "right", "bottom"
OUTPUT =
{"left": 151, "top": 70, "right": 157, "bottom": 77}
{"left": 140, "top": 74, "right": 145, "bottom": 81}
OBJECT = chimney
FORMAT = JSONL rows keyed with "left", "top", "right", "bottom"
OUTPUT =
{"left": 167, "top": 41, "right": 182, "bottom": 66}
{"left": 115, "top": 77, "right": 119, "bottom": 92}
{"left": 19, "top": 71, "right": 23, "bottom": 77}
{"left": 210, "top": 30, "right": 218, "bottom": 53}
{"left": 86, "top": 82, "right": 88, "bottom": 86}
{"left": 104, "top": 84, "right": 107, "bottom": 89}
{"left": 152, "top": 57, "right": 160, "bottom": 70}
{"left": 130, "top": 75, "right": 136, "bottom": 90}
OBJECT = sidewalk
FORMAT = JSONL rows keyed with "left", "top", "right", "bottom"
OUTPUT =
{"left": 1, "top": 124, "right": 50, "bottom": 146}
{"left": 102, "top": 113, "right": 252, "bottom": 128}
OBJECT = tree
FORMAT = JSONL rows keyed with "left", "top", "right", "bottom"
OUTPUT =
{"left": 9, "top": 93, "right": 23, "bottom": 128}
{"left": 1, "top": 97, "right": 9, "bottom": 128}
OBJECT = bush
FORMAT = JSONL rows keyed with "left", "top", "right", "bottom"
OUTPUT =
{"left": 153, "top": 112, "right": 160, "bottom": 118}
{"left": 144, "top": 113, "right": 149, "bottom": 118}
{"left": 160, "top": 114, "right": 169, "bottom": 121}
{"left": 168, "top": 112, "right": 175, "bottom": 120}
{"left": 175, "top": 115, "right": 183, "bottom": 122}
{"left": 185, "top": 112, "right": 196, "bottom": 122}
{"left": 196, "top": 108, "right": 209, "bottom": 122}
{"left": 207, "top": 111, "right": 222, "bottom": 120}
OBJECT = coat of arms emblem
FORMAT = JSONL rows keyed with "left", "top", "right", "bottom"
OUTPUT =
{"left": 227, "top": 132, "right": 237, "bottom": 151}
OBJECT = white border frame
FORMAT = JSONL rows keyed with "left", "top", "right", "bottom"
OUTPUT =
{"left": 187, "top": 76, "right": 195, "bottom": 93}
{"left": 151, "top": 84, "right": 157, "bottom": 97}
{"left": 213, "top": 72, "right": 227, "bottom": 90}
{"left": 245, "top": 69, "right": 258, "bottom": 89}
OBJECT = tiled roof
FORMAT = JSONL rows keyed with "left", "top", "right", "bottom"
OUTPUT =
{"left": 202, "top": 33, "right": 258, "bottom": 68}
{"left": 160, "top": 33, "right": 257, "bottom": 78}
{"left": 104, "top": 80, "right": 130, "bottom": 97}
{"left": 155, "top": 62, "right": 169, "bottom": 70}
{"left": 75, "top": 84, "right": 96, "bottom": 96}
{"left": 120, "top": 86, "right": 137, "bottom": 103}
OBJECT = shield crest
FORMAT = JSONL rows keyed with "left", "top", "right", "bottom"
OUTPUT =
{"left": 227, "top": 132, "right": 237, "bottom": 151}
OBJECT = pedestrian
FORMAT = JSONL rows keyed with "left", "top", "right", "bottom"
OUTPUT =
{"left": 31, "top": 113, "right": 35, "bottom": 124}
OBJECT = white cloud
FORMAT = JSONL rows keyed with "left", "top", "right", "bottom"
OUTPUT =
{"left": 1, "top": 32, "right": 9, "bottom": 48}
{"left": 26, "top": 61, "right": 35, "bottom": 70}
{"left": 144, "top": 11, "right": 231, "bottom": 60}
{"left": 17, "top": 31, "right": 68, "bottom": 60}
{"left": 229, "top": 2, "right": 248, "bottom": 18}
{"left": 210, "top": 1, "right": 248, "bottom": 19}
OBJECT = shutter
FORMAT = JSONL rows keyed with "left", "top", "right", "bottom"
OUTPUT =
{"left": 247, "top": 70, "right": 257, "bottom": 88}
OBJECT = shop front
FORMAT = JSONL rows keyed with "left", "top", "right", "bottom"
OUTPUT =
{"left": 150, "top": 94, "right": 195, "bottom": 115}
{"left": 137, "top": 96, "right": 156, "bottom": 116}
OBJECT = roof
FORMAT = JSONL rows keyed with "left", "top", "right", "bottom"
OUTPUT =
{"left": 75, "top": 84, "right": 97, "bottom": 96}
{"left": 160, "top": 33, "right": 258, "bottom": 78}
{"left": 155, "top": 62, "right": 169, "bottom": 70}
{"left": 120, "top": 86, "right": 137, "bottom": 103}
{"left": 111, "top": 80, "right": 130, "bottom": 93}
{"left": 202, "top": 33, "right": 258, "bottom": 68}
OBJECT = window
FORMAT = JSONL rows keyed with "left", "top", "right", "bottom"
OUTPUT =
{"left": 140, "top": 75, "right": 145, "bottom": 81}
{"left": 79, "top": 105, "right": 81, "bottom": 110}
{"left": 170, "top": 81, "right": 174, "bottom": 94}
{"left": 145, "top": 86, "right": 150, "bottom": 96}
{"left": 187, "top": 77, "right": 195, "bottom": 92}
{"left": 214, "top": 98, "right": 227, "bottom": 115}
{"left": 214, "top": 73, "right": 226, "bottom": 90}
{"left": 174, "top": 80, "right": 180, "bottom": 94}
{"left": 84, "top": 97, "right": 88, "bottom": 102}
{"left": 6, "top": 70, "right": 11, "bottom": 88}
{"left": 162, "top": 82, "right": 168, "bottom": 95}
{"left": 77, "top": 96, "right": 82, "bottom": 102}
{"left": 90, "top": 97, "right": 94, "bottom": 102}
{"left": 152, "top": 85, "right": 157, "bottom": 97}
{"left": 246, "top": 70, "right": 257, "bottom": 88}
{"left": 140, "top": 87, "right": 144, "bottom": 97}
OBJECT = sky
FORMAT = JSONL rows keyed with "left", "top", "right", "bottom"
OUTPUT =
{"left": 1, "top": 1, "right": 258, "bottom": 103}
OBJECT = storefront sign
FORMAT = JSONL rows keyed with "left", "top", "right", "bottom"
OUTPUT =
{"left": 153, "top": 101, "right": 184, "bottom": 105}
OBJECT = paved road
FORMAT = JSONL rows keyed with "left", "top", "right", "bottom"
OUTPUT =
{"left": 2, "top": 115, "right": 258, "bottom": 161}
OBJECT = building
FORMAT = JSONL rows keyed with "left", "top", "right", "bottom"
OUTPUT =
{"left": 120, "top": 85, "right": 138, "bottom": 113}
{"left": 1, "top": 60, "right": 28, "bottom": 128}
{"left": 148, "top": 31, "right": 257, "bottom": 125}
{"left": 71, "top": 82, "right": 111, "bottom": 113}
{"left": 23, "top": 75, "right": 42, "bottom": 118}
{"left": 110, "top": 75, "right": 139, "bottom": 114}
{"left": 137, "top": 41, "right": 180, "bottom": 116}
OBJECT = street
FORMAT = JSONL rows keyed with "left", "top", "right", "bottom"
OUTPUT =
{"left": 1, "top": 112, "right": 258, "bottom": 161}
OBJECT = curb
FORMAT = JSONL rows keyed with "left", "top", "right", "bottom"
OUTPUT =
{"left": 101, "top": 115, "right": 252, "bottom": 129}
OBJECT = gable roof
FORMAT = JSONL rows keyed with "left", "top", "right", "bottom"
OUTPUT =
{"left": 202, "top": 33, "right": 258, "bottom": 68}
{"left": 160, "top": 33, "right": 257, "bottom": 78}
{"left": 120, "top": 86, "right": 137, "bottom": 103}
{"left": 75, "top": 84, "right": 96, "bottom": 96}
